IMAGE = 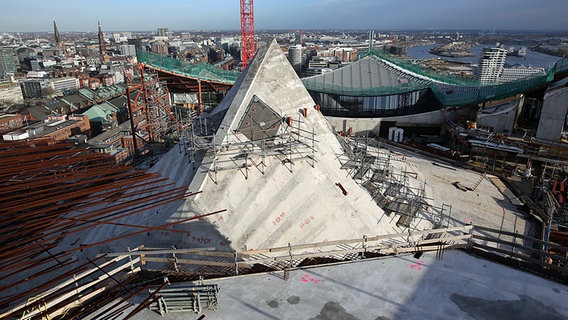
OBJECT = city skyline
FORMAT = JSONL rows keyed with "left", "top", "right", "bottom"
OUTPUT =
{"left": 1, "top": 0, "right": 567, "bottom": 33}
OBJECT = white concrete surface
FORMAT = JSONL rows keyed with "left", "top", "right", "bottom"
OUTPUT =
{"left": 476, "top": 99, "right": 520, "bottom": 134}
{"left": 98, "top": 39, "right": 419, "bottom": 255}
{"left": 537, "top": 87, "right": 568, "bottom": 141}
{"left": 325, "top": 109, "right": 446, "bottom": 137}
{"left": 130, "top": 250, "right": 568, "bottom": 320}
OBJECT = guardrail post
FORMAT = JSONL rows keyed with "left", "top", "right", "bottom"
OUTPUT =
{"left": 362, "top": 235, "right": 367, "bottom": 259}
{"left": 468, "top": 224, "right": 475, "bottom": 249}
{"left": 234, "top": 252, "right": 239, "bottom": 276}
{"left": 288, "top": 243, "right": 293, "bottom": 269}
{"left": 127, "top": 246, "right": 134, "bottom": 272}
{"left": 171, "top": 245, "right": 179, "bottom": 272}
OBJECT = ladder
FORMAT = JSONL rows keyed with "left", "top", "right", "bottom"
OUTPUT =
{"left": 471, "top": 172, "right": 487, "bottom": 191}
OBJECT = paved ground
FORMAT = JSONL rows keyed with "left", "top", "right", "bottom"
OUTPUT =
{"left": 129, "top": 250, "right": 568, "bottom": 320}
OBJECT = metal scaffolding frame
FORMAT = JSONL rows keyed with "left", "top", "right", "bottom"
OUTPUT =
{"left": 126, "top": 63, "right": 184, "bottom": 154}
{"left": 337, "top": 136, "right": 431, "bottom": 229}
{"left": 185, "top": 112, "right": 317, "bottom": 183}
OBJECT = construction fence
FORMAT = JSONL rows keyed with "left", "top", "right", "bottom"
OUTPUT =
{"left": 139, "top": 48, "right": 568, "bottom": 108}
{"left": 137, "top": 50, "right": 240, "bottom": 84}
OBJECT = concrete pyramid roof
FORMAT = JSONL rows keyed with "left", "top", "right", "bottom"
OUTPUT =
{"left": 159, "top": 39, "right": 398, "bottom": 251}
{"left": 107, "top": 40, "right": 407, "bottom": 254}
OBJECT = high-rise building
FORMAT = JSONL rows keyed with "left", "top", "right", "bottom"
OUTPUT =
{"left": 288, "top": 45, "right": 302, "bottom": 74}
{"left": 151, "top": 42, "right": 168, "bottom": 55}
{"left": 119, "top": 44, "right": 137, "bottom": 57}
{"left": 477, "top": 47, "right": 507, "bottom": 85}
{"left": 294, "top": 32, "right": 303, "bottom": 46}
{"left": 157, "top": 28, "right": 171, "bottom": 38}
{"left": 127, "top": 38, "right": 143, "bottom": 52}
{"left": 21, "top": 79, "right": 50, "bottom": 99}
{"left": 0, "top": 49, "right": 17, "bottom": 78}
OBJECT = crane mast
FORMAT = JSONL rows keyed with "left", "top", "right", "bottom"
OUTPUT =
{"left": 240, "top": 0, "right": 255, "bottom": 69}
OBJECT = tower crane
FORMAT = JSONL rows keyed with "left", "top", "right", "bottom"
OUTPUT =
{"left": 240, "top": 0, "right": 255, "bottom": 69}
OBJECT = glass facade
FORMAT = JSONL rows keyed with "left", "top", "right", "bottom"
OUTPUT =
{"left": 309, "top": 89, "right": 442, "bottom": 118}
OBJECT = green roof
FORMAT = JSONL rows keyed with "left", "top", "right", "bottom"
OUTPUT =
{"left": 82, "top": 102, "right": 120, "bottom": 122}
{"left": 138, "top": 47, "right": 568, "bottom": 107}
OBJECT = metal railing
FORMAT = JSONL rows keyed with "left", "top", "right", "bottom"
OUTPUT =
{"left": 10, "top": 224, "right": 568, "bottom": 319}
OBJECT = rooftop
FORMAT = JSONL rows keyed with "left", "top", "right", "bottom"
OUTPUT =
{"left": 129, "top": 250, "right": 568, "bottom": 320}
{"left": 2, "top": 39, "right": 567, "bottom": 320}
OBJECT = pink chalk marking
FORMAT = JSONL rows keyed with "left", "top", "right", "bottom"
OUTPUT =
{"left": 272, "top": 212, "right": 286, "bottom": 226}
{"left": 299, "top": 216, "right": 314, "bottom": 229}
{"left": 301, "top": 274, "right": 324, "bottom": 284}
{"left": 410, "top": 260, "right": 424, "bottom": 271}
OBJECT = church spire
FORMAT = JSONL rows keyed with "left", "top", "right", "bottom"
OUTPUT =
{"left": 53, "top": 19, "right": 65, "bottom": 54}
{"left": 53, "top": 20, "right": 61, "bottom": 44}
{"left": 98, "top": 20, "right": 106, "bottom": 55}
{"left": 98, "top": 20, "right": 109, "bottom": 62}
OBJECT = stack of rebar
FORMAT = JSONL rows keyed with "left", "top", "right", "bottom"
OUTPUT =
{"left": 0, "top": 140, "right": 192, "bottom": 319}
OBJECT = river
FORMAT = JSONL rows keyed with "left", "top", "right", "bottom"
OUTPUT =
{"left": 406, "top": 43, "right": 561, "bottom": 68}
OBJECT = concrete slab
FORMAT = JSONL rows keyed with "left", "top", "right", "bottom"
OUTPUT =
{"left": 384, "top": 143, "right": 532, "bottom": 238}
{"left": 130, "top": 250, "right": 568, "bottom": 320}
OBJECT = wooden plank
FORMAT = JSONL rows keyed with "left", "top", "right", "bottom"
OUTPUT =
{"left": 1, "top": 255, "right": 139, "bottom": 319}
{"left": 380, "top": 244, "right": 468, "bottom": 254}
{"left": 143, "top": 257, "right": 237, "bottom": 268}
{"left": 48, "top": 287, "right": 107, "bottom": 320}
{"left": 242, "top": 225, "right": 472, "bottom": 256}
{"left": 102, "top": 247, "right": 218, "bottom": 257}
{"left": 366, "top": 225, "right": 472, "bottom": 242}
{"left": 13, "top": 259, "right": 139, "bottom": 320}
{"left": 242, "top": 235, "right": 471, "bottom": 265}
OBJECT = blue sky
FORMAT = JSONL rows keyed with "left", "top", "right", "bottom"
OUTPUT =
{"left": 1, "top": 0, "right": 567, "bottom": 32}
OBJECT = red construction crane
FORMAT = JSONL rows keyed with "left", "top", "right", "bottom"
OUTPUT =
{"left": 240, "top": 0, "right": 255, "bottom": 69}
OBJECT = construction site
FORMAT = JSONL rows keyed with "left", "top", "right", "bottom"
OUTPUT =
{"left": 2, "top": 2, "right": 568, "bottom": 320}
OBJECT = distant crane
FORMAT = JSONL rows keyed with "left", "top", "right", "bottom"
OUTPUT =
{"left": 240, "top": 0, "right": 255, "bottom": 69}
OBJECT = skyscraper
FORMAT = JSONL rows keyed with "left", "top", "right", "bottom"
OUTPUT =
{"left": 288, "top": 45, "right": 302, "bottom": 74}
{"left": 156, "top": 28, "right": 171, "bottom": 38}
{"left": 0, "top": 49, "right": 17, "bottom": 78}
{"left": 477, "top": 47, "right": 507, "bottom": 85}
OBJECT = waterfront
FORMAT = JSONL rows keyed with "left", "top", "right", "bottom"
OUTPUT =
{"left": 407, "top": 43, "right": 561, "bottom": 68}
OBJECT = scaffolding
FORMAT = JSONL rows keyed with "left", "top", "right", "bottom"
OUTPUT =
{"left": 338, "top": 137, "right": 431, "bottom": 229}
{"left": 184, "top": 100, "right": 318, "bottom": 183}
{"left": 149, "top": 283, "right": 219, "bottom": 315}
{"left": 126, "top": 63, "right": 184, "bottom": 154}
